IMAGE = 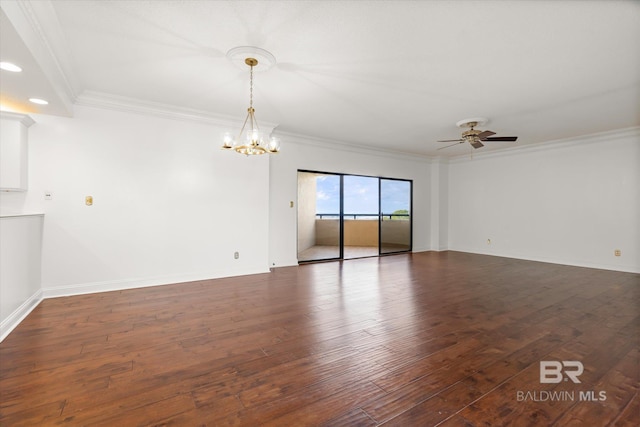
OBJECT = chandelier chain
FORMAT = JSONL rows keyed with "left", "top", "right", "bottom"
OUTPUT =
{"left": 249, "top": 64, "right": 254, "bottom": 110}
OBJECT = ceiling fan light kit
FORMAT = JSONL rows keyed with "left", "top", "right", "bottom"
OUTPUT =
{"left": 456, "top": 118, "right": 487, "bottom": 128}
{"left": 437, "top": 117, "right": 518, "bottom": 151}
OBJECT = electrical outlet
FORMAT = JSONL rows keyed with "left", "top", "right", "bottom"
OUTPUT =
{"left": 44, "top": 191, "right": 52, "bottom": 200}
{"left": 234, "top": 251, "right": 239, "bottom": 259}
{"left": 614, "top": 249, "right": 621, "bottom": 257}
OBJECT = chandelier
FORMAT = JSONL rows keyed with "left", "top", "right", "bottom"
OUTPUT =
{"left": 222, "top": 56, "right": 280, "bottom": 155}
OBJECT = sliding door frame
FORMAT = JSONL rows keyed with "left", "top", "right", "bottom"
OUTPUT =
{"left": 297, "top": 169, "right": 412, "bottom": 263}
{"left": 379, "top": 177, "right": 413, "bottom": 255}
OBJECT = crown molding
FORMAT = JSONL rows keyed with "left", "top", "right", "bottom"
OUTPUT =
{"left": 279, "top": 130, "right": 436, "bottom": 163}
{"left": 75, "top": 90, "right": 436, "bottom": 162}
{"left": 0, "top": 111, "right": 36, "bottom": 127}
{"left": 448, "top": 127, "right": 640, "bottom": 164}
{"left": 75, "top": 90, "right": 278, "bottom": 134}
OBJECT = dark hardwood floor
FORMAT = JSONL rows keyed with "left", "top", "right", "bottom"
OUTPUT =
{"left": 1, "top": 251, "right": 638, "bottom": 426}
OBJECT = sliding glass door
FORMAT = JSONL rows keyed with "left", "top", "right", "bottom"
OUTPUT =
{"left": 297, "top": 171, "right": 412, "bottom": 263}
{"left": 343, "top": 175, "right": 379, "bottom": 259}
{"left": 380, "top": 178, "right": 412, "bottom": 254}
{"left": 297, "top": 172, "right": 341, "bottom": 262}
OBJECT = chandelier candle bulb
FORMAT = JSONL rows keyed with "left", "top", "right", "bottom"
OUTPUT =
{"left": 222, "top": 132, "right": 234, "bottom": 149}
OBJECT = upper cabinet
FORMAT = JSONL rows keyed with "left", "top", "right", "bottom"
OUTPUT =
{"left": 0, "top": 112, "right": 35, "bottom": 192}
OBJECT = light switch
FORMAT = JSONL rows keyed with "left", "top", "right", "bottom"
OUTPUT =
{"left": 85, "top": 196, "right": 93, "bottom": 206}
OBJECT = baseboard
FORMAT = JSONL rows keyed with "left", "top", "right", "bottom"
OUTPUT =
{"left": 0, "top": 289, "right": 43, "bottom": 342}
{"left": 270, "top": 258, "right": 301, "bottom": 268}
{"left": 42, "top": 266, "right": 271, "bottom": 299}
{"left": 449, "top": 247, "right": 639, "bottom": 274}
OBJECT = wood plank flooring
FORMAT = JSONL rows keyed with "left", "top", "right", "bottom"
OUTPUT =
{"left": 1, "top": 251, "right": 638, "bottom": 426}
{"left": 297, "top": 244, "right": 411, "bottom": 262}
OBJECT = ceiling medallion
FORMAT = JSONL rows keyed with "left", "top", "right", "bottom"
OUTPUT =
{"left": 226, "top": 46, "right": 276, "bottom": 71}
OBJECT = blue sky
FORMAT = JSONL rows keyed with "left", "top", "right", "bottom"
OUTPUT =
{"left": 316, "top": 175, "right": 410, "bottom": 214}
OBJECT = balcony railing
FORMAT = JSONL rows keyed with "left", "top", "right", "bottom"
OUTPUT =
{"left": 316, "top": 213, "right": 410, "bottom": 220}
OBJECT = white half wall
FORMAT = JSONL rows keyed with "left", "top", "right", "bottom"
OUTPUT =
{"left": 447, "top": 128, "right": 640, "bottom": 273}
{"left": 0, "top": 214, "right": 43, "bottom": 341}
{"left": 268, "top": 135, "right": 433, "bottom": 267}
{"left": 1, "top": 105, "right": 271, "bottom": 297}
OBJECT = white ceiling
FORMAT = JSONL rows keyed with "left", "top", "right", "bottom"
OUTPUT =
{"left": 1, "top": 0, "right": 639, "bottom": 157}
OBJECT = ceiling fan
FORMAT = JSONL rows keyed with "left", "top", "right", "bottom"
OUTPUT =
{"left": 438, "top": 118, "right": 518, "bottom": 150}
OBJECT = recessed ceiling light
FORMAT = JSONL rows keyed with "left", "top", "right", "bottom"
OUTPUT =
{"left": 0, "top": 62, "right": 22, "bottom": 72}
{"left": 29, "top": 98, "right": 49, "bottom": 105}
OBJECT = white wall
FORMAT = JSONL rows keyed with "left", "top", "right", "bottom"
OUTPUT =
{"left": 429, "top": 159, "right": 449, "bottom": 251}
{"left": 447, "top": 129, "right": 640, "bottom": 273}
{"left": 268, "top": 135, "right": 433, "bottom": 267}
{"left": 1, "top": 105, "right": 271, "bottom": 297}
{"left": 438, "top": 160, "right": 449, "bottom": 250}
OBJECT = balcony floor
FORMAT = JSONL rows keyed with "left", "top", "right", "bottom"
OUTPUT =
{"left": 298, "top": 244, "right": 410, "bottom": 262}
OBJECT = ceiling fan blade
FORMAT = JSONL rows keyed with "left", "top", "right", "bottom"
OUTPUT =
{"left": 437, "top": 139, "right": 463, "bottom": 143}
{"left": 484, "top": 136, "right": 518, "bottom": 142}
{"left": 477, "top": 130, "right": 496, "bottom": 140}
{"left": 470, "top": 141, "right": 484, "bottom": 149}
{"left": 438, "top": 141, "right": 464, "bottom": 150}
